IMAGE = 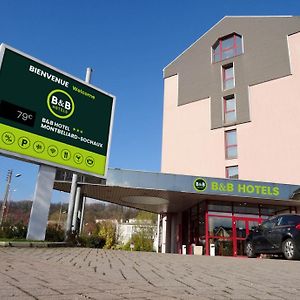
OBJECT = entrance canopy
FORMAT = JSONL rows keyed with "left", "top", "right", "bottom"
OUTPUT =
{"left": 54, "top": 168, "right": 300, "bottom": 214}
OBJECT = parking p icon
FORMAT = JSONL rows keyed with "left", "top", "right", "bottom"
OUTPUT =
{"left": 18, "top": 137, "right": 30, "bottom": 149}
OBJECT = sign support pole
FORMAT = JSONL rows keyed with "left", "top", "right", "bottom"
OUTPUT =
{"left": 79, "top": 195, "right": 86, "bottom": 234}
{"left": 26, "top": 165, "right": 56, "bottom": 240}
{"left": 65, "top": 67, "right": 92, "bottom": 238}
{"left": 65, "top": 173, "right": 78, "bottom": 237}
{"left": 72, "top": 186, "right": 81, "bottom": 231}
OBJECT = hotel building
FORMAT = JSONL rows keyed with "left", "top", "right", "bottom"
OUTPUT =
{"left": 160, "top": 16, "right": 300, "bottom": 255}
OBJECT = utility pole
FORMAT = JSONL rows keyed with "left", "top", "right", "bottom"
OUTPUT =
{"left": 0, "top": 169, "right": 12, "bottom": 225}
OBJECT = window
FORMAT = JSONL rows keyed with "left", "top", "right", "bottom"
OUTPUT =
{"left": 208, "top": 216, "right": 233, "bottom": 237}
{"left": 222, "top": 63, "right": 234, "bottom": 90}
{"left": 279, "top": 215, "right": 300, "bottom": 226}
{"left": 261, "top": 219, "right": 277, "bottom": 231}
{"left": 225, "top": 129, "right": 237, "bottom": 159}
{"left": 212, "top": 33, "right": 243, "bottom": 63}
{"left": 233, "top": 202, "right": 259, "bottom": 215}
{"left": 208, "top": 201, "right": 232, "bottom": 213}
{"left": 223, "top": 95, "right": 236, "bottom": 124}
{"left": 226, "top": 166, "right": 238, "bottom": 179}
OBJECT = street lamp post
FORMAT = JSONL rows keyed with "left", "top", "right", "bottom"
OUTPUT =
{"left": 3, "top": 189, "right": 17, "bottom": 223}
{"left": 0, "top": 170, "right": 22, "bottom": 226}
{"left": 0, "top": 170, "right": 12, "bottom": 225}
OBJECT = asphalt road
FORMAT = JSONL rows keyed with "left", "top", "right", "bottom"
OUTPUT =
{"left": 0, "top": 247, "right": 299, "bottom": 299}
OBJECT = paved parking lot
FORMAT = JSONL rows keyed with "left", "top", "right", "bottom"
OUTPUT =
{"left": 0, "top": 247, "right": 299, "bottom": 299}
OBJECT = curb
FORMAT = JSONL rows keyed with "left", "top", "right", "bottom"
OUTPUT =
{"left": 0, "top": 241, "right": 72, "bottom": 248}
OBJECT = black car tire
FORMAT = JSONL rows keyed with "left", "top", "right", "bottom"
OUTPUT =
{"left": 282, "top": 238, "right": 300, "bottom": 260}
{"left": 246, "top": 241, "right": 256, "bottom": 258}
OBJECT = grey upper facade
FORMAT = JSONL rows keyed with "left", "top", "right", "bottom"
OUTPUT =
{"left": 54, "top": 168, "right": 300, "bottom": 214}
{"left": 163, "top": 16, "right": 300, "bottom": 129}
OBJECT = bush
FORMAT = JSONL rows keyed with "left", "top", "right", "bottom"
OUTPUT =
{"left": 123, "top": 229, "right": 154, "bottom": 252}
{"left": 78, "top": 235, "right": 105, "bottom": 248}
{"left": 0, "top": 221, "right": 27, "bottom": 239}
{"left": 45, "top": 225, "right": 65, "bottom": 242}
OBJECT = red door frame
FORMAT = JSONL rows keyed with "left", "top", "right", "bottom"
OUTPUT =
{"left": 205, "top": 213, "right": 234, "bottom": 256}
{"left": 232, "top": 216, "right": 263, "bottom": 256}
{"left": 205, "top": 214, "right": 263, "bottom": 256}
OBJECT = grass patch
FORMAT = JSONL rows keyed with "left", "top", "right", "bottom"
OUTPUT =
{"left": 0, "top": 238, "right": 46, "bottom": 243}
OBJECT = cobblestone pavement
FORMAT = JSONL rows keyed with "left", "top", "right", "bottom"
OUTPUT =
{"left": 0, "top": 248, "right": 300, "bottom": 300}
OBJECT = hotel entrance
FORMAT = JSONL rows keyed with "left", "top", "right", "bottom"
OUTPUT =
{"left": 185, "top": 200, "right": 297, "bottom": 257}
{"left": 233, "top": 217, "right": 260, "bottom": 256}
{"left": 206, "top": 215, "right": 261, "bottom": 256}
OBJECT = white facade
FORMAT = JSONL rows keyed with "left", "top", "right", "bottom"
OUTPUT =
{"left": 116, "top": 219, "right": 158, "bottom": 251}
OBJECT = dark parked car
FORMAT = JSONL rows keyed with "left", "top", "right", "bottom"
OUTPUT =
{"left": 246, "top": 214, "right": 300, "bottom": 260}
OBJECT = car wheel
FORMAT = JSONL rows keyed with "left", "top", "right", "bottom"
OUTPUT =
{"left": 246, "top": 241, "right": 256, "bottom": 258}
{"left": 282, "top": 238, "right": 300, "bottom": 260}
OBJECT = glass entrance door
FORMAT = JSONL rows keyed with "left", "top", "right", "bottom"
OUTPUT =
{"left": 233, "top": 217, "right": 260, "bottom": 256}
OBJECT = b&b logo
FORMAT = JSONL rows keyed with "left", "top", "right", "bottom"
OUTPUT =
{"left": 193, "top": 178, "right": 207, "bottom": 192}
{"left": 47, "top": 89, "right": 74, "bottom": 119}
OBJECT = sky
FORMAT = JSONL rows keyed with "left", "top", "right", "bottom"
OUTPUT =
{"left": 1, "top": 0, "right": 300, "bottom": 203}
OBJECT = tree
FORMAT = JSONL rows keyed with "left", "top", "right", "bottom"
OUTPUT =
{"left": 136, "top": 211, "right": 157, "bottom": 224}
{"left": 96, "top": 220, "right": 116, "bottom": 249}
{"left": 130, "top": 226, "right": 155, "bottom": 251}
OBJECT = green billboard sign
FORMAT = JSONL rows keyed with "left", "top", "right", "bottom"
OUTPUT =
{"left": 0, "top": 44, "right": 115, "bottom": 177}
